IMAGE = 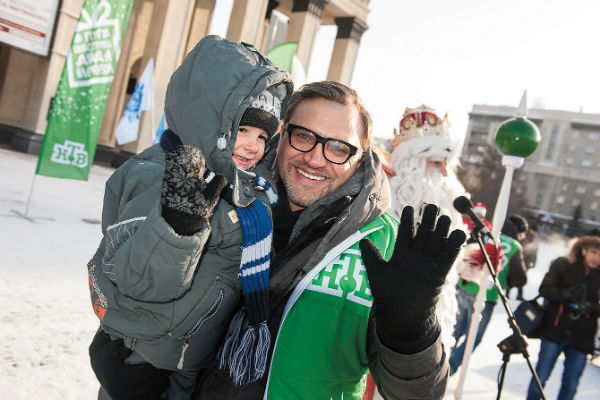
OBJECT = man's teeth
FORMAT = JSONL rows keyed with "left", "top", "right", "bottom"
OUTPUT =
{"left": 297, "top": 168, "right": 325, "bottom": 181}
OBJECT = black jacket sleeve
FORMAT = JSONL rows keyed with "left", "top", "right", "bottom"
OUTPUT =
{"left": 507, "top": 248, "right": 527, "bottom": 288}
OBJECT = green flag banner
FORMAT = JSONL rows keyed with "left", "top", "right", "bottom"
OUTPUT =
{"left": 36, "top": 0, "right": 133, "bottom": 180}
{"left": 265, "top": 42, "right": 298, "bottom": 72}
{"left": 265, "top": 42, "right": 306, "bottom": 89}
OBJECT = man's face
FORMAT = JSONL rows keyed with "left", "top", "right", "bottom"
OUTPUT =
{"left": 425, "top": 158, "right": 448, "bottom": 177}
{"left": 277, "top": 97, "right": 364, "bottom": 211}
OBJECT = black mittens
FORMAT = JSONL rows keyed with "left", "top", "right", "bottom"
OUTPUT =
{"left": 160, "top": 145, "right": 227, "bottom": 236}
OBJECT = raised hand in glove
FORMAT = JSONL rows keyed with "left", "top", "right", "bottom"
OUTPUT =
{"left": 161, "top": 145, "right": 227, "bottom": 236}
{"left": 359, "top": 204, "right": 466, "bottom": 351}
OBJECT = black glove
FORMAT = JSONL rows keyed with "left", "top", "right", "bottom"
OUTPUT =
{"left": 160, "top": 145, "right": 227, "bottom": 236}
{"left": 89, "top": 329, "right": 170, "bottom": 400}
{"left": 359, "top": 204, "right": 466, "bottom": 350}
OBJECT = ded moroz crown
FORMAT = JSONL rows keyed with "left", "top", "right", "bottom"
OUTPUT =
{"left": 391, "top": 105, "right": 456, "bottom": 162}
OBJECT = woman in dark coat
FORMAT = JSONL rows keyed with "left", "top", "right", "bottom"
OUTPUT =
{"left": 526, "top": 235, "right": 600, "bottom": 400}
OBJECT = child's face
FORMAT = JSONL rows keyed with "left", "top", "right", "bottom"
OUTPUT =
{"left": 232, "top": 125, "right": 269, "bottom": 170}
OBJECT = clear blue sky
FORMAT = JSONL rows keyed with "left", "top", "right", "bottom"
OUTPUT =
{"left": 210, "top": 0, "right": 600, "bottom": 143}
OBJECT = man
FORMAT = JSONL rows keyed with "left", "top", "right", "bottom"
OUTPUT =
{"left": 195, "top": 82, "right": 466, "bottom": 399}
{"left": 387, "top": 105, "right": 469, "bottom": 350}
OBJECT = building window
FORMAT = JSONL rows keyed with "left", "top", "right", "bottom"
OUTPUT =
{"left": 566, "top": 157, "right": 574, "bottom": 165}
{"left": 535, "top": 176, "right": 547, "bottom": 206}
{"left": 589, "top": 132, "right": 599, "bottom": 140}
{"left": 569, "top": 144, "right": 576, "bottom": 151}
{"left": 472, "top": 120, "right": 490, "bottom": 131}
{"left": 471, "top": 131, "right": 488, "bottom": 142}
{"left": 572, "top": 199, "right": 580, "bottom": 207}
{"left": 573, "top": 130, "right": 580, "bottom": 138}
{"left": 592, "top": 201, "right": 599, "bottom": 211}
{"left": 556, "top": 196, "right": 565, "bottom": 204}
{"left": 576, "top": 186, "right": 586, "bottom": 194}
{"left": 562, "top": 183, "right": 568, "bottom": 191}
{"left": 582, "top": 159, "right": 592, "bottom": 167}
{"left": 545, "top": 125, "right": 559, "bottom": 160}
{"left": 595, "top": 189, "right": 600, "bottom": 197}
{"left": 585, "top": 145, "right": 595, "bottom": 154}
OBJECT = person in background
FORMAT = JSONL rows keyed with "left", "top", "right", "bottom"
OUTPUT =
{"left": 461, "top": 202, "right": 492, "bottom": 232}
{"left": 449, "top": 215, "right": 528, "bottom": 375}
{"left": 513, "top": 220, "right": 540, "bottom": 300}
{"left": 504, "top": 215, "right": 529, "bottom": 300}
{"left": 526, "top": 234, "right": 600, "bottom": 400}
{"left": 387, "top": 105, "right": 468, "bottom": 351}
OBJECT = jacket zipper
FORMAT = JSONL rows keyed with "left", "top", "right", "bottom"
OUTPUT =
{"left": 177, "top": 289, "right": 224, "bottom": 369}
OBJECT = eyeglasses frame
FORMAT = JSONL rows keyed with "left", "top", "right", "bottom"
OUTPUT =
{"left": 285, "top": 123, "right": 359, "bottom": 165}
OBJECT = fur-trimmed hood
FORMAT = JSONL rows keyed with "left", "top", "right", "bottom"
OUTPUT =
{"left": 567, "top": 235, "right": 600, "bottom": 264}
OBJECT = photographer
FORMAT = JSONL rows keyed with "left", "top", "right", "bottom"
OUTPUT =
{"left": 526, "top": 234, "right": 600, "bottom": 400}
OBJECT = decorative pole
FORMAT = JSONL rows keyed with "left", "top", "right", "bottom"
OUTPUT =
{"left": 454, "top": 91, "right": 540, "bottom": 399}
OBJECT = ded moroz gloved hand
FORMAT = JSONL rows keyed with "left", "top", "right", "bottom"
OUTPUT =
{"left": 160, "top": 145, "right": 227, "bottom": 236}
{"left": 359, "top": 204, "right": 466, "bottom": 351}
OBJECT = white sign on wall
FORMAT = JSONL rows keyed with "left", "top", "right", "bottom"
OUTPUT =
{"left": 0, "top": 0, "right": 61, "bottom": 57}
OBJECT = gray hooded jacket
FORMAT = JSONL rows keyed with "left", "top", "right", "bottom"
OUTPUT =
{"left": 87, "top": 36, "right": 293, "bottom": 372}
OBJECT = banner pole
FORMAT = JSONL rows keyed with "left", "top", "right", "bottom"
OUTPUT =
{"left": 23, "top": 173, "right": 37, "bottom": 217}
{"left": 7, "top": 173, "right": 53, "bottom": 222}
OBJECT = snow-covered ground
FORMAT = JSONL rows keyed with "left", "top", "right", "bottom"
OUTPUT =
{"left": 1, "top": 147, "right": 598, "bottom": 399}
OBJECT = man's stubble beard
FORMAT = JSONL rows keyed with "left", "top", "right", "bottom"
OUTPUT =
{"left": 280, "top": 161, "right": 333, "bottom": 209}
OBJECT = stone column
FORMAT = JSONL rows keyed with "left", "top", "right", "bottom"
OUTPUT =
{"left": 226, "top": 0, "right": 269, "bottom": 46}
{"left": 184, "top": 0, "right": 217, "bottom": 56}
{"left": 285, "top": 0, "right": 328, "bottom": 72}
{"left": 258, "top": 0, "right": 280, "bottom": 51}
{"left": 327, "top": 17, "right": 367, "bottom": 85}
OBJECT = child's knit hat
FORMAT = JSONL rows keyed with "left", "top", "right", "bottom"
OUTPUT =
{"left": 239, "top": 89, "right": 282, "bottom": 137}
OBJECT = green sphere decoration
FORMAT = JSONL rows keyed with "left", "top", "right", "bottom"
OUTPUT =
{"left": 494, "top": 117, "right": 541, "bottom": 157}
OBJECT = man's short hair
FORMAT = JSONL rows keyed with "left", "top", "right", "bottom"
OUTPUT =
{"left": 284, "top": 81, "right": 373, "bottom": 151}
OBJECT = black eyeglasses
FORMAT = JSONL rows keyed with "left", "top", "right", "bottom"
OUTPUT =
{"left": 285, "top": 123, "right": 359, "bottom": 165}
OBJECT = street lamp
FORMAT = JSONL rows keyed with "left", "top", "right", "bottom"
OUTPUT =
{"left": 454, "top": 90, "right": 541, "bottom": 399}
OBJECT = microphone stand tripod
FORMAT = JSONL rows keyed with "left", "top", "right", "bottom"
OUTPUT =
{"left": 470, "top": 227, "right": 546, "bottom": 400}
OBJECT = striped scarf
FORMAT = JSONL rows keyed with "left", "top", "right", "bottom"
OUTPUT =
{"left": 217, "top": 174, "right": 277, "bottom": 386}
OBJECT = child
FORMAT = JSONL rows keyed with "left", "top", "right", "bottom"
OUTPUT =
{"left": 87, "top": 36, "right": 292, "bottom": 400}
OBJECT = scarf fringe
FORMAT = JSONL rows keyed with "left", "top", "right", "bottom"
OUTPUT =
{"left": 217, "top": 309, "right": 270, "bottom": 386}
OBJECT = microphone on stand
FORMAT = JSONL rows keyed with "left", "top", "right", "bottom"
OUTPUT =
{"left": 453, "top": 196, "right": 493, "bottom": 242}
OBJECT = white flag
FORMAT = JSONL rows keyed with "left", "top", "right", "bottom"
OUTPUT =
{"left": 115, "top": 58, "right": 154, "bottom": 145}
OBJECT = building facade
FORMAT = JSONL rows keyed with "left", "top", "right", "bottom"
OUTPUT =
{"left": 462, "top": 104, "right": 600, "bottom": 233}
{"left": 0, "top": 0, "right": 370, "bottom": 164}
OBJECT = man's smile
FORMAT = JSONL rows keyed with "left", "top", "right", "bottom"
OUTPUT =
{"left": 296, "top": 166, "right": 326, "bottom": 181}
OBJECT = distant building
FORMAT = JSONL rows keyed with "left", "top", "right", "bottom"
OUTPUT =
{"left": 462, "top": 104, "right": 600, "bottom": 233}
